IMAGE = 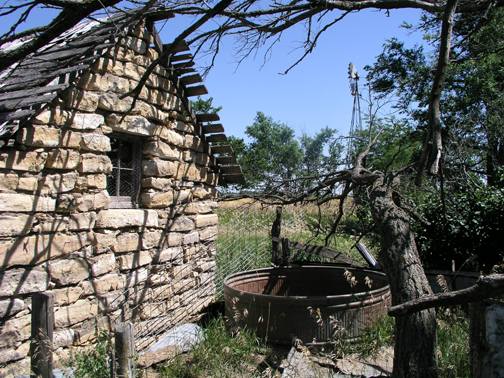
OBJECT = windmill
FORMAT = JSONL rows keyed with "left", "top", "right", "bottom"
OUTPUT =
{"left": 346, "top": 62, "right": 362, "bottom": 165}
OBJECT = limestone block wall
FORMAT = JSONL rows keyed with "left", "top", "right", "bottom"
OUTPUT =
{"left": 0, "top": 22, "right": 220, "bottom": 375}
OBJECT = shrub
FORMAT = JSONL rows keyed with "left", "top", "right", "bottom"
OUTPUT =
{"left": 416, "top": 178, "right": 504, "bottom": 271}
{"left": 68, "top": 332, "right": 111, "bottom": 378}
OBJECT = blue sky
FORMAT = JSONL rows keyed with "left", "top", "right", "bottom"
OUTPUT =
{"left": 1, "top": 5, "right": 427, "bottom": 140}
{"left": 159, "top": 8, "right": 426, "bottom": 140}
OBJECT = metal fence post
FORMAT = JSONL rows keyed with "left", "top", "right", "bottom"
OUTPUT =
{"left": 31, "top": 292, "right": 54, "bottom": 378}
{"left": 115, "top": 322, "right": 135, "bottom": 378}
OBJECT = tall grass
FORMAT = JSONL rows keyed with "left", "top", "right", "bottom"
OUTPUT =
{"left": 158, "top": 318, "right": 269, "bottom": 378}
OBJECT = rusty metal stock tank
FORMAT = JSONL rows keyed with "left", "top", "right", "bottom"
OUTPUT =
{"left": 223, "top": 265, "right": 391, "bottom": 344}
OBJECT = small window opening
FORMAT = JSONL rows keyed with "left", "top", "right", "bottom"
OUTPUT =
{"left": 107, "top": 134, "right": 142, "bottom": 208}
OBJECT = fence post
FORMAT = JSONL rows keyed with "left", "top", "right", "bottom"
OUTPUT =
{"left": 31, "top": 292, "right": 54, "bottom": 378}
{"left": 271, "top": 206, "right": 282, "bottom": 265}
{"left": 281, "top": 238, "right": 290, "bottom": 266}
{"left": 115, "top": 322, "right": 135, "bottom": 378}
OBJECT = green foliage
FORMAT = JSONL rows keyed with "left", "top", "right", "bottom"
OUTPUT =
{"left": 416, "top": 174, "right": 504, "bottom": 271}
{"left": 190, "top": 97, "right": 222, "bottom": 114}
{"left": 437, "top": 310, "right": 470, "bottom": 378}
{"left": 335, "top": 315, "right": 395, "bottom": 358}
{"left": 225, "top": 112, "right": 343, "bottom": 191}
{"left": 300, "top": 127, "right": 343, "bottom": 176}
{"left": 69, "top": 332, "right": 111, "bottom": 378}
{"left": 159, "top": 318, "right": 269, "bottom": 378}
{"left": 239, "top": 112, "right": 303, "bottom": 189}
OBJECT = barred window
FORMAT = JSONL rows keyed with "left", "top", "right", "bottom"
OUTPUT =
{"left": 107, "top": 134, "right": 142, "bottom": 208}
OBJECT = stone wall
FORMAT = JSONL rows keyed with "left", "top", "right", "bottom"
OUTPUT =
{"left": 0, "top": 21, "right": 220, "bottom": 375}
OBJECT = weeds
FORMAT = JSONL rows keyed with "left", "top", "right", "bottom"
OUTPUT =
{"left": 68, "top": 332, "right": 111, "bottom": 378}
{"left": 159, "top": 317, "right": 270, "bottom": 378}
{"left": 437, "top": 310, "right": 470, "bottom": 378}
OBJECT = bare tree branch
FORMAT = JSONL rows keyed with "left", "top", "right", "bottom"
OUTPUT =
{"left": 389, "top": 274, "right": 504, "bottom": 316}
{"left": 416, "top": 0, "right": 459, "bottom": 184}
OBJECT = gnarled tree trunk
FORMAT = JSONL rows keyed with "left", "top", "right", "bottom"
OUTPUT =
{"left": 370, "top": 178, "right": 437, "bottom": 378}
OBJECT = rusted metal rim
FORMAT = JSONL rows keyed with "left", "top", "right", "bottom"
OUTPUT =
{"left": 224, "top": 265, "right": 390, "bottom": 304}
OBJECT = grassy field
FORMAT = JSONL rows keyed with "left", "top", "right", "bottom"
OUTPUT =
{"left": 215, "top": 199, "right": 371, "bottom": 288}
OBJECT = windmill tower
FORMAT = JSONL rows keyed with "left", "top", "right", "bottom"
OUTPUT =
{"left": 347, "top": 62, "right": 362, "bottom": 165}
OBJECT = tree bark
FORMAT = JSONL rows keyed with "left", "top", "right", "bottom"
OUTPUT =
{"left": 370, "top": 177, "right": 437, "bottom": 378}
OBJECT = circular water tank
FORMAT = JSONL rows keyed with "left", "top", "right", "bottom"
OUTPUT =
{"left": 224, "top": 265, "right": 391, "bottom": 344}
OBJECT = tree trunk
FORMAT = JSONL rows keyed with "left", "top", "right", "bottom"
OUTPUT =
{"left": 370, "top": 178, "right": 438, "bottom": 377}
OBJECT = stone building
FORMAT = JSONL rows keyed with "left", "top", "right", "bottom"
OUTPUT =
{"left": 0, "top": 8, "right": 242, "bottom": 375}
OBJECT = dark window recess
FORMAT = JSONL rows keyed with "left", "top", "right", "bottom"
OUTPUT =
{"left": 107, "top": 135, "right": 142, "bottom": 208}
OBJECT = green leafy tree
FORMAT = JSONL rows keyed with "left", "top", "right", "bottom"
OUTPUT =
{"left": 239, "top": 112, "right": 303, "bottom": 190}
{"left": 191, "top": 96, "right": 222, "bottom": 114}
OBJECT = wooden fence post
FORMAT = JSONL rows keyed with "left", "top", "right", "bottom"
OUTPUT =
{"left": 31, "top": 292, "right": 54, "bottom": 378}
{"left": 281, "top": 238, "right": 290, "bottom": 266}
{"left": 115, "top": 322, "right": 135, "bottom": 378}
{"left": 271, "top": 206, "right": 282, "bottom": 265}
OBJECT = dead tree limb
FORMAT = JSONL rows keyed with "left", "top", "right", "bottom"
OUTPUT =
{"left": 389, "top": 274, "right": 504, "bottom": 316}
{"left": 416, "top": 0, "right": 459, "bottom": 183}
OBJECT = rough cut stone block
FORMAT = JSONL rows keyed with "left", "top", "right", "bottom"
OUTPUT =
{"left": 0, "top": 214, "right": 33, "bottom": 236}
{"left": 0, "top": 268, "right": 48, "bottom": 296}
{"left": 142, "top": 159, "right": 179, "bottom": 177}
{"left": 168, "top": 216, "right": 194, "bottom": 232}
{"left": 70, "top": 112, "right": 104, "bottom": 130}
{"left": 68, "top": 212, "right": 96, "bottom": 231}
{"left": 125, "top": 267, "right": 149, "bottom": 287}
{"left": 77, "top": 174, "right": 107, "bottom": 189}
{"left": 142, "top": 177, "right": 172, "bottom": 190}
{"left": 118, "top": 250, "right": 152, "bottom": 271}
{"left": 54, "top": 299, "right": 98, "bottom": 328}
{"left": 0, "top": 193, "right": 55, "bottom": 212}
{"left": 72, "top": 191, "right": 109, "bottom": 212}
{"left": 194, "top": 214, "right": 218, "bottom": 228}
{"left": 0, "top": 173, "right": 20, "bottom": 191}
{"left": 182, "top": 201, "right": 215, "bottom": 215}
{"left": 60, "top": 130, "right": 82, "bottom": 148}
{"left": 65, "top": 88, "right": 99, "bottom": 112}
{"left": 142, "top": 231, "right": 182, "bottom": 249}
{"left": 98, "top": 93, "right": 133, "bottom": 113}
{"left": 32, "top": 215, "right": 69, "bottom": 233}
{"left": 199, "top": 225, "right": 218, "bottom": 241}
{"left": 184, "top": 135, "right": 204, "bottom": 152}
{"left": 0, "top": 298, "right": 25, "bottom": 319}
{"left": 80, "top": 133, "right": 111, "bottom": 152}
{"left": 80, "top": 273, "right": 124, "bottom": 295}
{"left": 45, "top": 149, "right": 80, "bottom": 170}
{"left": 96, "top": 209, "right": 158, "bottom": 228}
{"left": 113, "top": 233, "right": 140, "bottom": 253}
{"left": 183, "top": 231, "right": 199, "bottom": 245}
{"left": 153, "top": 246, "right": 183, "bottom": 264}
{"left": 53, "top": 329, "right": 75, "bottom": 348}
{"left": 18, "top": 176, "right": 39, "bottom": 192}
{"left": 33, "top": 106, "right": 70, "bottom": 126}
{"left": 93, "top": 231, "right": 117, "bottom": 251}
{"left": 192, "top": 186, "right": 214, "bottom": 199}
{"left": 158, "top": 128, "right": 184, "bottom": 147}
{"left": 0, "top": 150, "right": 47, "bottom": 172}
{"left": 49, "top": 258, "right": 90, "bottom": 285}
{"left": 144, "top": 140, "right": 181, "bottom": 160}
{"left": 141, "top": 191, "right": 174, "bottom": 208}
{"left": 0, "top": 342, "right": 29, "bottom": 364}
{"left": 90, "top": 252, "right": 116, "bottom": 277}
{"left": 80, "top": 72, "right": 131, "bottom": 94}
{"left": 107, "top": 114, "right": 157, "bottom": 136}
{"left": 17, "top": 126, "right": 60, "bottom": 147}
{"left": 39, "top": 172, "right": 78, "bottom": 194}
{"left": 78, "top": 154, "right": 112, "bottom": 173}
{"left": 52, "top": 286, "right": 83, "bottom": 306}
{"left": 0, "top": 233, "right": 92, "bottom": 268}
